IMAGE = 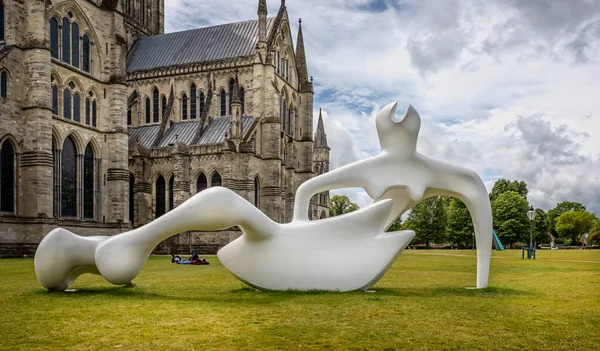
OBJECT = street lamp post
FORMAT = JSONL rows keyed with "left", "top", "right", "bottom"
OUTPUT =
{"left": 527, "top": 206, "right": 537, "bottom": 259}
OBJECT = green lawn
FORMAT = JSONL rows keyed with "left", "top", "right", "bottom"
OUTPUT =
{"left": 1, "top": 250, "right": 599, "bottom": 350}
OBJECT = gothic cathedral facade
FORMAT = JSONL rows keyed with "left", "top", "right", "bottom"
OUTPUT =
{"left": 0, "top": 0, "right": 330, "bottom": 257}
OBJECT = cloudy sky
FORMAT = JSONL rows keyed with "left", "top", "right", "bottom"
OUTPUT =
{"left": 165, "top": 0, "right": 600, "bottom": 214}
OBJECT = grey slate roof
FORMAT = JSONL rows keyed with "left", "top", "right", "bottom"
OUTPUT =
{"left": 158, "top": 121, "right": 200, "bottom": 148}
{"left": 128, "top": 125, "right": 160, "bottom": 149}
{"left": 128, "top": 117, "right": 255, "bottom": 150}
{"left": 195, "top": 117, "right": 254, "bottom": 145}
{"left": 127, "top": 18, "right": 276, "bottom": 72}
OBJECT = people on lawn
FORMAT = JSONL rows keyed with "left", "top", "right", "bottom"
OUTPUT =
{"left": 171, "top": 251, "right": 209, "bottom": 265}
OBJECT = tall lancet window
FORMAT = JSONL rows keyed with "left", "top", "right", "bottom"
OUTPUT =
{"left": 239, "top": 88, "right": 245, "bottom": 115}
{"left": 190, "top": 83, "right": 197, "bottom": 119}
{"left": 61, "top": 137, "right": 77, "bottom": 217}
{"left": 155, "top": 175, "right": 165, "bottom": 218}
{"left": 199, "top": 92, "right": 205, "bottom": 116}
{"left": 62, "top": 17, "right": 71, "bottom": 65}
{"left": 83, "top": 144, "right": 94, "bottom": 219}
{"left": 168, "top": 175, "right": 174, "bottom": 211}
{"left": 50, "top": 18, "right": 59, "bottom": 59}
{"left": 0, "top": 139, "right": 15, "bottom": 213}
{"left": 196, "top": 173, "right": 207, "bottom": 193}
{"left": 254, "top": 176, "right": 260, "bottom": 208}
{"left": 220, "top": 90, "right": 226, "bottom": 116}
{"left": 211, "top": 172, "right": 222, "bottom": 187}
{"left": 181, "top": 93, "right": 188, "bottom": 120}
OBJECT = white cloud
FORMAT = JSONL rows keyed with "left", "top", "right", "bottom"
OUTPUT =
{"left": 165, "top": 0, "right": 600, "bottom": 214}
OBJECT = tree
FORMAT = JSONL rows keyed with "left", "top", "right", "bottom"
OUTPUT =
{"left": 546, "top": 202, "right": 586, "bottom": 237}
{"left": 329, "top": 195, "right": 359, "bottom": 217}
{"left": 386, "top": 216, "right": 403, "bottom": 232}
{"left": 445, "top": 198, "right": 473, "bottom": 246}
{"left": 491, "top": 191, "right": 530, "bottom": 246}
{"left": 533, "top": 208, "right": 549, "bottom": 245}
{"left": 403, "top": 196, "right": 447, "bottom": 247}
{"left": 555, "top": 211, "right": 596, "bottom": 245}
{"left": 490, "top": 179, "right": 528, "bottom": 201}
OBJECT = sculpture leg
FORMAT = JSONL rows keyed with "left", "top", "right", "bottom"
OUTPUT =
{"left": 35, "top": 187, "right": 277, "bottom": 290}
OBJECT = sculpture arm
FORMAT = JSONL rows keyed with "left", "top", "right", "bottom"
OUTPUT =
{"left": 293, "top": 159, "right": 378, "bottom": 221}
{"left": 424, "top": 160, "right": 493, "bottom": 289}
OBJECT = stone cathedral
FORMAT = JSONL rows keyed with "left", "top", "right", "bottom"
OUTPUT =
{"left": 0, "top": 0, "right": 330, "bottom": 257}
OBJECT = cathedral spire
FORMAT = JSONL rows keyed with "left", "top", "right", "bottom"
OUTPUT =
{"left": 315, "top": 108, "right": 328, "bottom": 149}
{"left": 296, "top": 18, "right": 312, "bottom": 93}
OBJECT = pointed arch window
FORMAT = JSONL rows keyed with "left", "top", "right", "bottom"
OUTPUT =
{"left": 211, "top": 172, "right": 222, "bottom": 187}
{"left": 196, "top": 173, "right": 207, "bottom": 193}
{"left": 0, "top": 139, "right": 15, "bottom": 213}
{"left": 145, "top": 97, "right": 151, "bottom": 124}
{"left": 190, "top": 83, "right": 197, "bottom": 119}
{"left": 254, "top": 176, "right": 260, "bottom": 208}
{"left": 52, "top": 85, "right": 59, "bottom": 115}
{"left": 61, "top": 17, "right": 71, "bottom": 64}
{"left": 199, "top": 92, "right": 205, "bottom": 116}
{"left": 61, "top": 137, "right": 77, "bottom": 217}
{"left": 129, "top": 173, "right": 135, "bottom": 224}
{"left": 63, "top": 89, "right": 72, "bottom": 120}
{"left": 85, "top": 98, "right": 91, "bottom": 125}
{"left": 82, "top": 34, "right": 91, "bottom": 73}
{"left": 92, "top": 100, "right": 97, "bottom": 127}
{"left": 140, "top": 0, "right": 146, "bottom": 24}
{"left": 168, "top": 175, "right": 174, "bottom": 211}
{"left": 181, "top": 93, "right": 188, "bottom": 120}
{"left": 220, "top": 90, "right": 226, "bottom": 116}
{"left": 153, "top": 88, "right": 159, "bottom": 123}
{"left": 161, "top": 96, "right": 167, "bottom": 118}
{"left": 73, "top": 93, "right": 81, "bottom": 122}
{"left": 155, "top": 175, "right": 165, "bottom": 218}
{"left": 240, "top": 88, "right": 245, "bottom": 115}
{"left": 50, "top": 18, "right": 59, "bottom": 59}
{"left": 83, "top": 144, "right": 94, "bottom": 219}
{"left": 1, "top": 71, "right": 6, "bottom": 97}
{"left": 127, "top": 108, "right": 132, "bottom": 126}
{"left": 72, "top": 22, "right": 80, "bottom": 69}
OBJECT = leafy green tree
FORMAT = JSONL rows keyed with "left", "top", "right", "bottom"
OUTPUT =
{"left": 533, "top": 208, "right": 549, "bottom": 244}
{"left": 445, "top": 198, "right": 473, "bottom": 246}
{"left": 386, "top": 216, "right": 403, "bottom": 232}
{"left": 490, "top": 179, "right": 528, "bottom": 201}
{"left": 403, "top": 196, "right": 447, "bottom": 247}
{"left": 555, "top": 211, "right": 596, "bottom": 245}
{"left": 491, "top": 191, "right": 530, "bottom": 246}
{"left": 329, "top": 195, "right": 359, "bottom": 217}
{"left": 546, "top": 202, "right": 586, "bottom": 237}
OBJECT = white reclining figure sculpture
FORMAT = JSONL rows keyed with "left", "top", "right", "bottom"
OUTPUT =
{"left": 293, "top": 102, "right": 493, "bottom": 288}
{"left": 34, "top": 102, "right": 492, "bottom": 292}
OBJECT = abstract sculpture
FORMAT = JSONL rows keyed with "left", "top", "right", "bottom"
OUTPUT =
{"left": 34, "top": 102, "right": 493, "bottom": 292}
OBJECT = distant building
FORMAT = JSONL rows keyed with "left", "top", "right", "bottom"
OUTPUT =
{"left": 0, "top": 0, "right": 329, "bottom": 257}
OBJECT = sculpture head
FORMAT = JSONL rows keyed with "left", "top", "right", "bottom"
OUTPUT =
{"left": 376, "top": 102, "right": 421, "bottom": 153}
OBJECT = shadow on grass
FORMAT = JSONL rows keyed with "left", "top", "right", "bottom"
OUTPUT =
{"left": 372, "top": 286, "right": 531, "bottom": 298}
{"left": 31, "top": 285, "right": 531, "bottom": 304}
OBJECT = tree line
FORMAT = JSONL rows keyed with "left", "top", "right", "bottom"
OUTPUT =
{"left": 329, "top": 179, "right": 600, "bottom": 248}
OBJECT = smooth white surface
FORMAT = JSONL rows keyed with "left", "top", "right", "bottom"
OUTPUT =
{"left": 293, "top": 102, "right": 493, "bottom": 288}
{"left": 34, "top": 188, "right": 413, "bottom": 291}
{"left": 34, "top": 102, "right": 492, "bottom": 291}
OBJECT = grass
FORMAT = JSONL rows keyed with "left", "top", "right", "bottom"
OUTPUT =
{"left": 1, "top": 250, "right": 599, "bottom": 350}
